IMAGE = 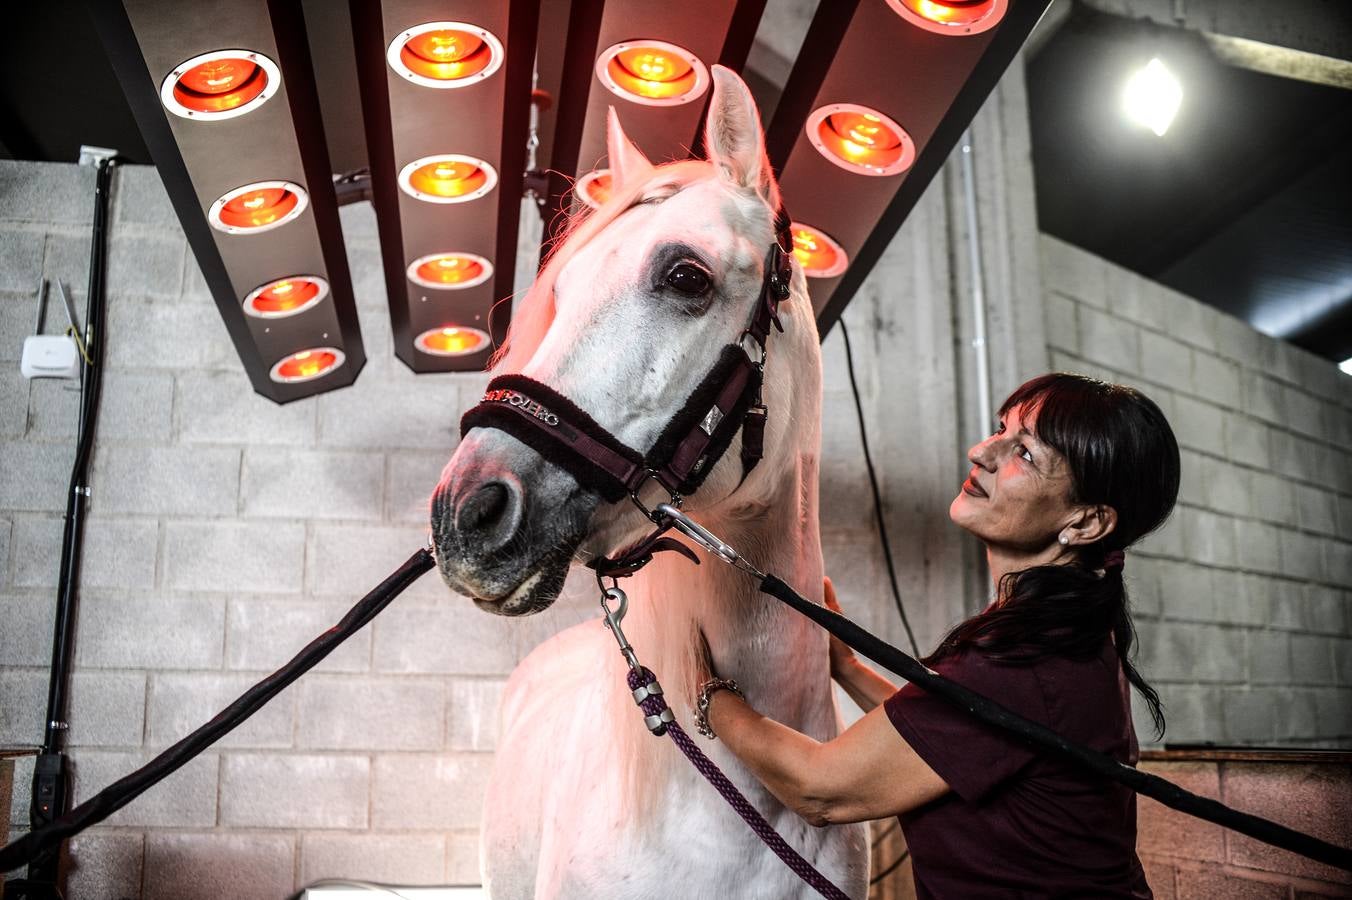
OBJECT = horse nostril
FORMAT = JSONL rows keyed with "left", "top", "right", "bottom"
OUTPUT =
{"left": 454, "top": 480, "right": 522, "bottom": 551}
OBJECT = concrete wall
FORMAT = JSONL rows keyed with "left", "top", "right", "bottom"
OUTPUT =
{"left": 1041, "top": 234, "right": 1352, "bottom": 747}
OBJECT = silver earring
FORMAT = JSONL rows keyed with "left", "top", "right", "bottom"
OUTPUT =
{"left": 1058, "top": 535, "right": 1069, "bottom": 545}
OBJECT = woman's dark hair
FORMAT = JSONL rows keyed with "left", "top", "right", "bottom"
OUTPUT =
{"left": 926, "top": 372, "right": 1180, "bottom": 737}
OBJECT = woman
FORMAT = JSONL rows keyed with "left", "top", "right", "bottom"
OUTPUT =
{"left": 698, "top": 373, "right": 1180, "bottom": 898}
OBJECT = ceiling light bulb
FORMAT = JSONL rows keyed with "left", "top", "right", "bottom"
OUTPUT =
{"left": 1123, "top": 58, "right": 1182, "bottom": 137}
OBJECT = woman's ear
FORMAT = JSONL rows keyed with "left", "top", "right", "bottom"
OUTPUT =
{"left": 605, "top": 106, "right": 653, "bottom": 195}
{"left": 702, "top": 64, "right": 779, "bottom": 208}
{"left": 1060, "top": 504, "right": 1119, "bottom": 547}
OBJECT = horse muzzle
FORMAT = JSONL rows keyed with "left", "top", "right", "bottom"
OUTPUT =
{"left": 431, "top": 429, "right": 598, "bottom": 616}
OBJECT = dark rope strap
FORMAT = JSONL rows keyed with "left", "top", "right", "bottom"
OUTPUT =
{"left": 758, "top": 574, "right": 1352, "bottom": 874}
{"left": 0, "top": 548, "right": 436, "bottom": 873}
{"left": 626, "top": 667, "right": 851, "bottom": 900}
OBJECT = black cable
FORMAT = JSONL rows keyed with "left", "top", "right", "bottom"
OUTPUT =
{"left": 837, "top": 319, "right": 920, "bottom": 656}
{"left": 0, "top": 548, "right": 435, "bottom": 873}
{"left": 758, "top": 574, "right": 1352, "bottom": 873}
{"left": 869, "top": 849, "right": 910, "bottom": 886}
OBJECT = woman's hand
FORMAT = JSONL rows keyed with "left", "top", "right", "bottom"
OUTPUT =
{"left": 823, "top": 577, "right": 857, "bottom": 680}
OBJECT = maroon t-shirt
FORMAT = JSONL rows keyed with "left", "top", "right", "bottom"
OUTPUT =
{"left": 884, "top": 641, "right": 1152, "bottom": 899}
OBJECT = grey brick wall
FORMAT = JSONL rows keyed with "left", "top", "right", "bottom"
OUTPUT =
{"left": 1041, "top": 234, "right": 1352, "bottom": 748}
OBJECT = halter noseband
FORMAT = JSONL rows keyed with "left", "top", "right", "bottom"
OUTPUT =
{"left": 459, "top": 208, "right": 794, "bottom": 573}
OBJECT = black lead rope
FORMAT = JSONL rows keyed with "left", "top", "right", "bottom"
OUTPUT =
{"left": 0, "top": 549, "right": 436, "bottom": 874}
{"left": 758, "top": 574, "right": 1352, "bottom": 874}
{"left": 3, "top": 548, "right": 1347, "bottom": 877}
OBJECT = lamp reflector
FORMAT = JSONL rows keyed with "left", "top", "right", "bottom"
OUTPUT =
{"left": 789, "top": 223, "right": 848, "bottom": 278}
{"left": 387, "top": 22, "right": 505, "bottom": 89}
{"left": 808, "top": 105, "right": 916, "bottom": 177}
{"left": 595, "top": 40, "right": 709, "bottom": 106}
{"left": 415, "top": 326, "right": 490, "bottom": 356}
{"left": 270, "top": 347, "right": 345, "bottom": 383}
{"left": 886, "top": 0, "right": 1008, "bottom": 36}
{"left": 161, "top": 50, "right": 280, "bottom": 120}
{"left": 407, "top": 253, "right": 494, "bottom": 290}
{"left": 243, "top": 276, "right": 329, "bottom": 318}
{"left": 398, "top": 155, "right": 498, "bottom": 204}
{"left": 209, "top": 181, "right": 309, "bottom": 234}
{"left": 576, "top": 170, "right": 612, "bottom": 209}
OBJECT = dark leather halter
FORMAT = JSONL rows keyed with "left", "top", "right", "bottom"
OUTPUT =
{"left": 460, "top": 208, "right": 794, "bottom": 576}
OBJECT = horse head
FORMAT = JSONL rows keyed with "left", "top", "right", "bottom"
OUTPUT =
{"left": 431, "top": 66, "right": 815, "bottom": 615}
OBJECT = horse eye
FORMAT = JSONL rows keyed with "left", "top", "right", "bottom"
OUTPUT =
{"left": 665, "top": 263, "right": 711, "bottom": 296}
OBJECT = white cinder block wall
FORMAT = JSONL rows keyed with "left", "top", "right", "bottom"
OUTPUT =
{"left": 1041, "top": 235, "right": 1352, "bottom": 747}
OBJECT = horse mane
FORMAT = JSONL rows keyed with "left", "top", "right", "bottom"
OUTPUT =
{"left": 490, "top": 159, "right": 715, "bottom": 373}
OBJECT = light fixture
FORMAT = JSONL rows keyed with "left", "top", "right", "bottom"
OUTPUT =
{"left": 789, "top": 223, "right": 848, "bottom": 278}
{"left": 269, "top": 347, "right": 345, "bottom": 383}
{"left": 406, "top": 253, "right": 494, "bottom": 290}
{"left": 242, "top": 275, "right": 329, "bottom": 318}
{"left": 386, "top": 21, "right": 504, "bottom": 89}
{"left": 576, "top": 169, "right": 612, "bottom": 209}
{"left": 595, "top": 40, "right": 710, "bottom": 106}
{"left": 398, "top": 155, "right": 498, "bottom": 203}
{"left": 415, "top": 326, "right": 490, "bottom": 357}
{"left": 807, "top": 104, "right": 916, "bottom": 176}
{"left": 160, "top": 49, "right": 280, "bottom": 120}
{"left": 1123, "top": 57, "right": 1182, "bottom": 137}
{"left": 208, "top": 181, "right": 309, "bottom": 234}
{"left": 1339, "top": 357, "right": 1352, "bottom": 376}
{"left": 886, "top": 0, "right": 1008, "bottom": 36}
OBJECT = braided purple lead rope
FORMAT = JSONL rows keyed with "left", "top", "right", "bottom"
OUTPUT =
{"left": 626, "top": 666, "right": 851, "bottom": 900}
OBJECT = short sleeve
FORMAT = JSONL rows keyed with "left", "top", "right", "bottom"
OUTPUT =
{"left": 884, "top": 652, "right": 1048, "bottom": 803}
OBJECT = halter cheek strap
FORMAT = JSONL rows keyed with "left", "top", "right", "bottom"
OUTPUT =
{"left": 459, "top": 209, "right": 793, "bottom": 519}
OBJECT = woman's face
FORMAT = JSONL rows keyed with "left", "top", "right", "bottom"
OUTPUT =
{"left": 949, "top": 401, "right": 1080, "bottom": 553}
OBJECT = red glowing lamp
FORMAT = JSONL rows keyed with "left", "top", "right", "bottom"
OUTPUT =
{"left": 270, "top": 347, "right": 345, "bottom": 384}
{"left": 789, "top": 223, "right": 848, "bottom": 278}
{"left": 243, "top": 275, "right": 329, "bottom": 318}
{"left": 807, "top": 104, "right": 915, "bottom": 177}
{"left": 209, "top": 181, "right": 309, "bottom": 235}
{"left": 161, "top": 50, "right": 279, "bottom": 120}
{"left": 387, "top": 21, "right": 504, "bottom": 88}
{"left": 576, "top": 169, "right": 612, "bottom": 210}
{"left": 407, "top": 252, "right": 493, "bottom": 290}
{"left": 398, "top": 155, "right": 497, "bottom": 204}
{"left": 886, "top": 0, "right": 1008, "bottom": 36}
{"left": 595, "top": 40, "right": 709, "bottom": 106}
{"left": 415, "top": 326, "right": 490, "bottom": 357}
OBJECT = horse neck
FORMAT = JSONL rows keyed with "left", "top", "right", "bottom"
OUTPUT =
{"left": 624, "top": 440, "right": 829, "bottom": 733}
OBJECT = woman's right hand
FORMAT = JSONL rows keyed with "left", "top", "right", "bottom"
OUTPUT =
{"left": 823, "top": 577, "right": 857, "bottom": 680}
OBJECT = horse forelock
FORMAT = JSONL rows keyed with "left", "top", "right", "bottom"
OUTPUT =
{"left": 490, "top": 158, "right": 778, "bottom": 374}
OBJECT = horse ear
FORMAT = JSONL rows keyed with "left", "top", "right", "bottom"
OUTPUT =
{"left": 606, "top": 107, "right": 653, "bottom": 194}
{"left": 703, "top": 65, "right": 777, "bottom": 207}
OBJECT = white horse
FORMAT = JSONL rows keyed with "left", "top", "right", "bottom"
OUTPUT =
{"left": 431, "top": 66, "right": 868, "bottom": 899}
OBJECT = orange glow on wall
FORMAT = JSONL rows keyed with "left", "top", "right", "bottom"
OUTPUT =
{"left": 243, "top": 276, "right": 328, "bottom": 318}
{"left": 209, "top": 181, "right": 309, "bottom": 234}
{"left": 789, "top": 223, "right": 849, "bottom": 278}
{"left": 388, "top": 22, "right": 503, "bottom": 87}
{"left": 407, "top": 253, "right": 493, "bottom": 290}
{"left": 887, "top": 0, "right": 1007, "bottom": 35}
{"left": 270, "top": 348, "right": 345, "bottom": 383}
{"left": 576, "top": 170, "right": 612, "bottom": 209}
{"left": 398, "top": 155, "right": 497, "bottom": 204}
{"left": 161, "top": 50, "right": 279, "bottom": 120}
{"left": 596, "top": 40, "right": 709, "bottom": 106}
{"left": 415, "top": 326, "right": 490, "bottom": 357}
{"left": 808, "top": 105, "right": 916, "bottom": 176}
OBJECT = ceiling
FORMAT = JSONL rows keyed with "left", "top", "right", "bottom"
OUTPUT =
{"left": 1027, "top": 2, "right": 1352, "bottom": 362}
{"left": 4, "top": 0, "right": 1348, "bottom": 364}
